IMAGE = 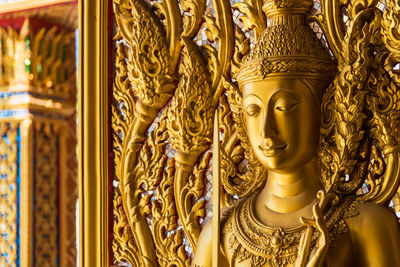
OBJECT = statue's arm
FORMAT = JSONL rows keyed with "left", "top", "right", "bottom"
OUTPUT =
{"left": 348, "top": 202, "right": 400, "bottom": 267}
{"left": 192, "top": 221, "right": 213, "bottom": 267}
{"left": 192, "top": 219, "right": 230, "bottom": 267}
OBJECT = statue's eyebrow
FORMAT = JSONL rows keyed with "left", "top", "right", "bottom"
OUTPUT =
{"left": 269, "top": 90, "right": 300, "bottom": 103}
{"left": 243, "top": 94, "right": 262, "bottom": 103}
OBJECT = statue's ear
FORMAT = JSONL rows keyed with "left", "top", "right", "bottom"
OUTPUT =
{"left": 220, "top": 76, "right": 266, "bottom": 199}
{"left": 223, "top": 76, "right": 248, "bottom": 143}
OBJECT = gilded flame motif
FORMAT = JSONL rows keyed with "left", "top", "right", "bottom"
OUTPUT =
{"left": 111, "top": 0, "right": 400, "bottom": 266}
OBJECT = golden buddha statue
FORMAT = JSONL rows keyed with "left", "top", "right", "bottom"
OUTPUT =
{"left": 111, "top": 0, "right": 400, "bottom": 265}
{"left": 192, "top": 0, "right": 400, "bottom": 266}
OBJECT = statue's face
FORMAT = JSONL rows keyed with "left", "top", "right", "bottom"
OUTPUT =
{"left": 242, "top": 78, "right": 321, "bottom": 173}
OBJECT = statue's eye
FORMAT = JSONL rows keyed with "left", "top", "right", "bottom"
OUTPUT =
{"left": 246, "top": 104, "right": 261, "bottom": 117}
{"left": 275, "top": 99, "right": 298, "bottom": 111}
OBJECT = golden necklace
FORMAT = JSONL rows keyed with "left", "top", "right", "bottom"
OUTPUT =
{"left": 224, "top": 194, "right": 357, "bottom": 266}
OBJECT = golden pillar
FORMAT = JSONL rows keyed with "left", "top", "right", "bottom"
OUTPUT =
{"left": 0, "top": 11, "right": 77, "bottom": 267}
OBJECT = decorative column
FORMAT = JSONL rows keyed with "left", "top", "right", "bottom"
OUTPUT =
{"left": 0, "top": 18, "right": 77, "bottom": 267}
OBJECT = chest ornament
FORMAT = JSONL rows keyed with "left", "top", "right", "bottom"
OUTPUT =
{"left": 224, "top": 194, "right": 357, "bottom": 266}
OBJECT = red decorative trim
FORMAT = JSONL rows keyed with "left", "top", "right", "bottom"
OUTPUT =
{"left": 0, "top": 1, "right": 77, "bottom": 32}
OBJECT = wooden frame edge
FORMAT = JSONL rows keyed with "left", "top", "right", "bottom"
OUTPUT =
{"left": 79, "top": 0, "right": 109, "bottom": 266}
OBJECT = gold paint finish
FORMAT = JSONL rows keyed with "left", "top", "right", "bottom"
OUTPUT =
{"left": 79, "top": 0, "right": 109, "bottom": 266}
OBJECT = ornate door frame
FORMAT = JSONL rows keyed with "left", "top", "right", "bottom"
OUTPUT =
{"left": 79, "top": 0, "right": 110, "bottom": 266}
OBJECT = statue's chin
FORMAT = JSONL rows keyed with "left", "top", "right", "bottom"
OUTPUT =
{"left": 256, "top": 151, "right": 317, "bottom": 174}
{"left": 256, "top": 153, "right": 288, "bottom": 172}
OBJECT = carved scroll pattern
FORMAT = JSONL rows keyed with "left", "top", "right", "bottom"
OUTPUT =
{"left": 111, "top": 0, "right": 260, "bottom": 263}
{"left": 382, "top": 0, "right": 400, "bottom": 85}
{"left": 0, "top": 122, "right": 19, "bottom": 267}
{"left": 111, "top": 0, "right": 400, "bottom": 266}
{"left": 317, "top": 0, "right": 400, "bottom": 205}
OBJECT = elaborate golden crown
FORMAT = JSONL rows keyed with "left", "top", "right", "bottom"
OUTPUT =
{"left": 237, "top": 0, "right": 336, "bottom": 87}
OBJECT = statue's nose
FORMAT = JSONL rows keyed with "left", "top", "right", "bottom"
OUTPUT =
{"left": 260, "top": 111, "right": 277, "bottom": 138}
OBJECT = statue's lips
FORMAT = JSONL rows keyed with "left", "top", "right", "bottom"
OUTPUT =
{"left": 258, "top": 144, "right": 287, "bottom": 157}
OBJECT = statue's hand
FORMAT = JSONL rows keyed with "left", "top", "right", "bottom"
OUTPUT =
{"left": 296, "top": 190, "right": 338, "bottom": 267}
{"left": 300, "top": 204, "right": 330, "bottom": 267}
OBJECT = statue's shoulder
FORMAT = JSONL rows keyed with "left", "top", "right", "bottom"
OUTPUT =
{"left": 346, "top": 201, "right": 399, "bottom": 231}
{"left": 345, "top": 201, "right": 400, "bottom": 266}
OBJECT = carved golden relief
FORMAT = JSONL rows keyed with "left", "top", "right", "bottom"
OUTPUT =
{"left": 111, "top": 0, "right": 400, "bottom": 266}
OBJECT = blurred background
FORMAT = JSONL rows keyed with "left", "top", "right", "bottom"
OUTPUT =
{"left": 0, "top": 1, "right": 78, "bottom": 266}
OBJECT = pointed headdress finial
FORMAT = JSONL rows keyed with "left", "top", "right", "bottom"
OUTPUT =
{"left": 237, "top": 0, "right": 336, "bottom": 87}
{"left": 263, "top": 0, "right": 314, "bottom": 19}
